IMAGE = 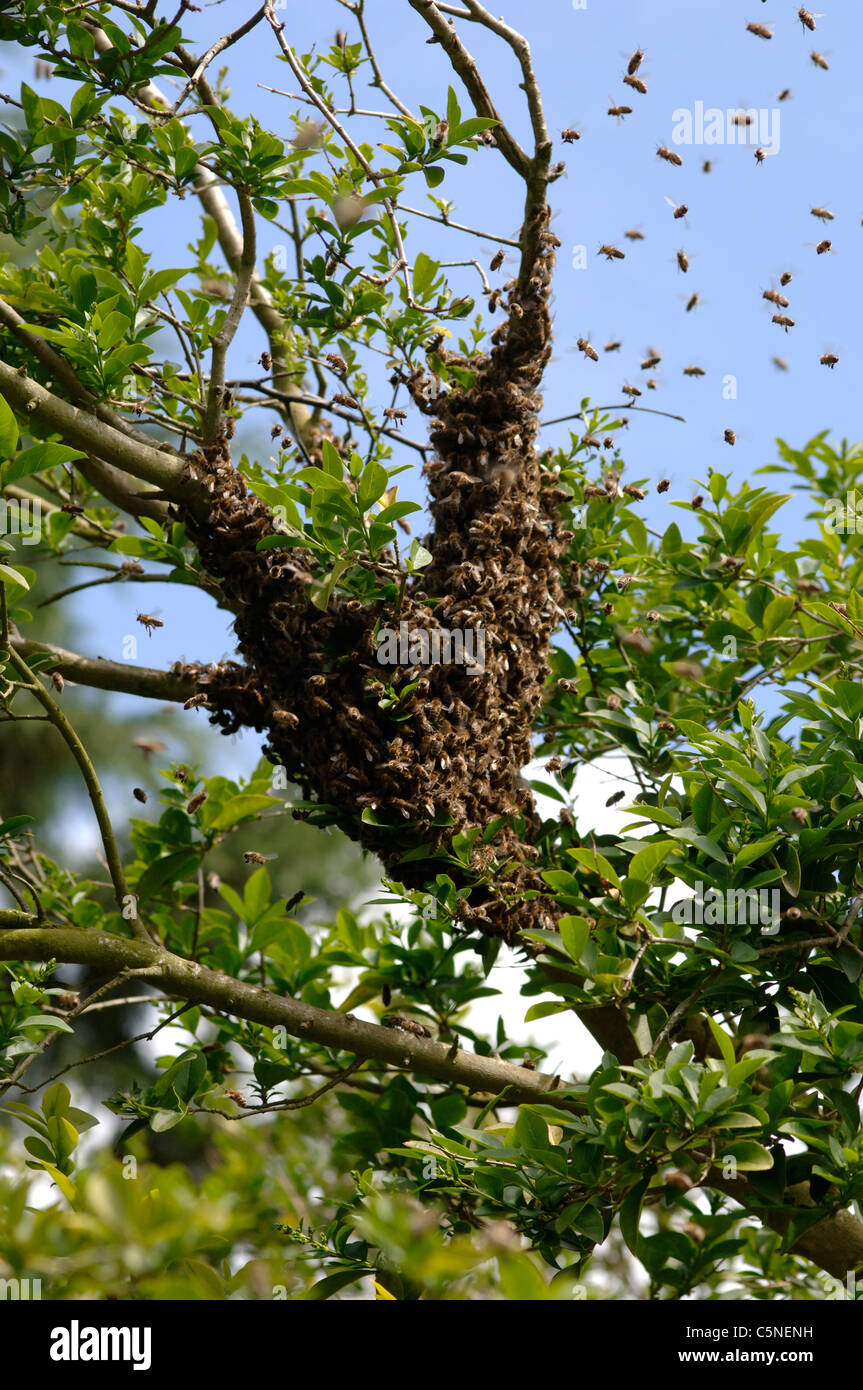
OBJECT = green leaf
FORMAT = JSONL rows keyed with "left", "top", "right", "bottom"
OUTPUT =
{"left": 0, "top": 392, "right": 20, "bottom": 457}
{"left": 558, "top": 915, "right": 590, "bottom": 964}
{"left": 3, "top": 440, "right": 87, "bottom": 484}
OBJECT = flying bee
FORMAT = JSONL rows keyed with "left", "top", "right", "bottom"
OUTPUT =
{"left": 608, "top": 101, "right": 633, "bottom": 121}
{"left": 810, "top": 206, "right": 834, "bottom": 222}
{"left": 383, "top": 407, "right": 407, "bottom": 428}
{"left": 582, "top": 434, "right": 602, "bottom": 449}
{"left": 186, "top": 790, "right": 208, "bottom": 815}
{"left": 623, "top": 74, "right": 648, "bottom": 94}
{"left": 798, "top": 7, "right": 820, "bottom": 30}
{"left": 657, "top": 145, "right": 683, "bottom": 165}
{"left": 683, "top": 365, "right": 705, "bottom": 376}
{"left": 560, "top": 127, "right": 581, "bottom": 143}
{"left": 746, "top": 21, "right": 773, "bottom": 39}
{"left": 685, "top": 291, "right": 700, "bottom": 312}
{"left": 731, "top": 110, "right": 753, "bottom": 127}
{"left": 598, "top": 243, "right": 625, "bottom": 260}
{"left": 780, "top": 271, "right": 793, "bottom": 285}
{"left": 763, "top": 288, "right": 790, "bottom": 307}
{"left": 490, "top": 247, "right": 506, "bottom": 270}
{"left": 136, "top": 612, "right": 163, "bottom": 637}
{"left": 326, "top": 351, "right": 347, "bottom": 372}
{"left": 621, "top": 382, "right": 642, "bottom": 398}
{"left": 646, "top": 378, "right": 658, "bottom": 390}
{"left": 815, "top": 239, "right": 832, "bottom": 254}
{"left": 606, "top": 788, "right": 626, "bottom": 807}
{"left": 777, "top": 88, "right": 792, "bottom": 101}
{"left": 243, "top": 850, "right": 277, "bottom": 865}
{"left": 724, "top": 428, "right": 737, "bottom": 446}
{"left": 624, "top": 227, "right": 645, "bottom": 241}
{"left": 657, "top": 478, "right": 671, "bottom": 493}
{"left": 810, "top": 51, "right": 829, "bottom": 69}
{"left": 676, "top": 248, "right": 690, "bottom": 272}
{"left": 623, "top": 483, "right": 646, "bottom": 500}
{"left": 133, "top": 738, "right": 167, "bottom": 755}
{"left": 488, "top": 288, "right": 502, "bottom": 311}
{"left": 772, "top": 355, "right": 789, "bottom": 370}
{"left": 627, "top": 48, "right": 645, "bottom": 74}
{"left": 577, "top": 337, "right": 599, "bottom": 361}
{"left": 702, "top": 159, "right": 713, "bottom": 173}
{"left": 641, "top": 349, "right": 661, "bottom": 369}
{"left": 332, "top": 392, "right": 360, "bottom": 409}
{"left": 132, "top": 787, "right": 147, "bottom": 803}
{"left": 754, "top": 147, "right": 766, "bottom": 165}
{"left": 820, "top": 352, "right": 839, "bottom": 368}
{"left": 604, "top": 338, "right": 622, "bottom": 352}
{"left": 772, "top": 313, "right": 795, "bottom": 331}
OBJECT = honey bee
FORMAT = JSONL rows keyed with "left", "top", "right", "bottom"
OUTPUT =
{"left": 810, "top": 206, "right": 833, "bottom": 222}
{"left": 326, "top": 351, "right": 348, "bottom": 372}
{"left": 488, "top": 288, "right": 502, "bottom": 312}
{"left": 810, "top": 51, "right": 829, "bottom": 69}
{"left": 685, "top": 292, "right": 700, "bottom": 312}
{"left": 331, "top": 392, "right": 360, "bottom": 409}
{"left": 604, "top": 339, "right": 622, "bottom": 352}
{"left": 560, "top": 128, "right": 581, "bottom": 143}
{"left": 772, "top": 313, "right": 795, "bottom": 331}
{"left": 544, "top": 755, "right": 563, "bottom": 772}
{"left": 608, "top": 102, "right": 633, "bottom": 121}
{"left": 780, "top": 271, "right": 793, "bottom": 285}
{"left": 627, "top": 48, "right": 645, "bottom": 74}
{"left": 603, "top": 437, "right": 615, "bottom": 449}
{"left": 133, "top": 738, "right": 167, "bottom": 755}
{"left": 621, "top": 382, "right": 642, "bottom": 397}
{"left": 815, "top": 239, "right": 832, "bottom": 254}
{"left": 798, "top": 7, "right": 817, "bottom": 30}
{"left": 273, "top": 708, "right": 299, "bottom": 729}
{"left": 777, "top": 89, "right": 792, "bottom": 101}
{"left": 683, "top": 365, "right": 705, "bottom": 376}
{"left": 132, "top": 787, "right": 147, "bottom": 803}
{"left": 724, "top": 428, "right": 737, "bottom": 446}
{"left": 581, "top": 434, "right": 602, "bottom": 449}
{"left": 676, "top": 249, "right": 690, "bottom": 272}
{"left": 606, "top": 789, "right": 626, "bottom": 807}
{"left": 820, "top": 352, "right": 839, "bottom": 368}
{"left": 490, "top": 248, "right": 506, "bottom": 270}
{"left": 383, "top": 407, "right": 408, "bottom": 427}
{"left": 136, "top": 612, "right": 163, "bottom": 636}
{"left": 598, "top": 244, "right": 625, "bottom": 260}
{"left": 657, "top": 145, "right": 683, "bottom": 165}
{"left": 183, "top": 693, "right": 210, "bottom": 710}
{"left": 731, "top": 111, "right": 753, "bottom": 127}
{"left": 641, "top": 349, "right": 661, "bottom": 369}
{"left": 243, "top": 850, "right": 277, "bottom": 865}
{"left": 259, "top": 351, "right": 272, "bottom": 371}
{"left": 381, "top": 1014, "right": 431, "bottom": 1038}
{"left": 646, "top": 378, "right": 658, "bottom": 390}
{"left": 657, "top": 478, "right": 671, "bottom": 493}
{"left": 186, "top": 790, "right": 208, "bottom": 815}
{"left": 746, "top": 22, "right": 773, "bottom": 39}
{"left": 623, "top": 74, "right": 647, "bottom": 94}
{"left": 772, "top": 355, "right": 789, "bottom": 370}
{"left": 577, "top": 337, "right": 599, "bottom": 361}
{"left": 50, "top": 671, "right": 64, "bottom": 693}
{"left": 431, "top": 118, "right": 449, "bottom": 147}
{"left": 624, "top": 228, "right": 645, "bottom": 241}
{"left": 690, "top": 496, "right": 704, "bottom": 510}
{"left": 623, "top": 483, "right": 646, "bottom": 500}
{"left": 671, "top": 203, "right": 688, "bottom": 220}
{"left": 754, "top": 147, "right": 766, "bottom": 165}
{"left": 763, "top": 288, "right": 790, "bottom": 307}
{"left": 702, "top": 159, "right": 713, "bottom": 173}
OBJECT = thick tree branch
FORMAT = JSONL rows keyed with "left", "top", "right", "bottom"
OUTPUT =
{"left": 0, "top": 360, "right": 200, "bottom": 510}
{"left": 9, "top": 636, "right": 198, "bottom": 702}
{"left": 203, "top": 188, "right": 257, "bottom": 443}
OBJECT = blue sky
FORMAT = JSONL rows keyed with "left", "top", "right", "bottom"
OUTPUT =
{"left": 4, "top": 0, "right": 860, "bottom": 770}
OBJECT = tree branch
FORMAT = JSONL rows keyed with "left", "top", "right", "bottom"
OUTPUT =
{"left": 9, "top": 636, "right": 199, "bottom": 702}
